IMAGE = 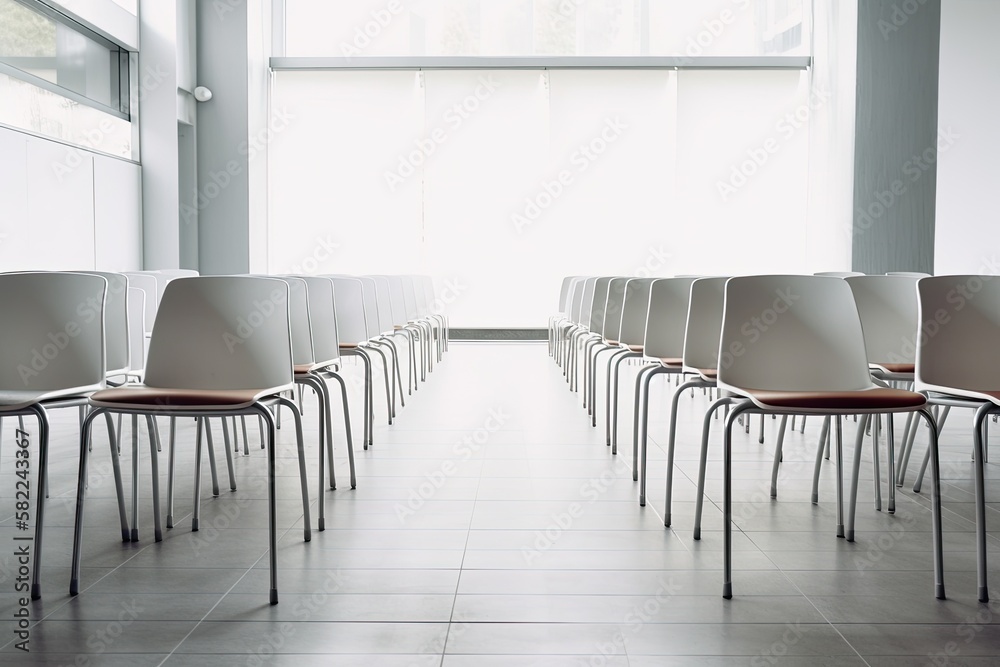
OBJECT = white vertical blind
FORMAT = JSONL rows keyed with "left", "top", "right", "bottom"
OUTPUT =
{"left": 269, "top": 68, "right": 810, "bottom": 327}
{"left": 268, "top": 70, "right": 423, "bottom": 276}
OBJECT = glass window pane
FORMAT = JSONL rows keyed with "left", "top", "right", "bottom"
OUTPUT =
{"left": 0, "top": 0, "right": 125, "bottom": 112}
{"left": 0, "top": 70, "right": 131, "bottom": 159}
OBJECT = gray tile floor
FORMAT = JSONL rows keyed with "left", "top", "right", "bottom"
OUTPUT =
{"left": 1, "top": 341, "right": 999, "bottom": 665}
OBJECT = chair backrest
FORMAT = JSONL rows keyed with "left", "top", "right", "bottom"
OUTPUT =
{"left": 577, "top": 277, "right": 598, "bottom": 327}
{"left": 386, "top": 275, "right": 410, "bottom": 326}
{"left": 619, "top": 278, "right": 655, "bottom": 347}
{"left": 357, "top": 276, "right": 382, "bottom": 338}
{"left": 588, "top": 277, "right": 613, "bottom": 333}
{"left": 845, "top": 275, "right": 920, "bottom": 367}
{"left": 916, "top": 275, "right": 1000, "bottom": 396}
{"left": 562, "top": 277, "right": 583, "bottom": 318}
{"left": 682, "top": 277, "right": 728, "bottom": 372}
{"left": 401, "top": 276, "right": 419, "bottom": 321}
{"left": 421, "top": 277, "right": 438, "bottom": 316}
{"left": 328, "top": 276, "right": 369, "bottom": 345}
{"left": 147, "top": 271, "right": 198, "bottom": 313}
{"left": 717, "top": 275, "right": 874, "bottom": 392}
{"left": 123, "top": 272, "right": 159, "bottom": 334}
{"left": 80, "top": 271, "right": 129, "bottom": 376}
{"left": 568, "top": 277, "right": 588, "bottom": 326}
{"left": 557, "top": 276, "right": 578, "bottom": 314}
{"left": 144, "top": 276, "right": 293, "bottom": 392}
{"left": 275, "top": 276, "right": 315, "bottom": 367}
{"left": 643, "top": 277, "right": 697, "bottom": 359}
{"left": 603, "top": 277, "right": 629, "bottom": 341}
{"left": 410, "top": 276, "right": 428, "bottom": 318}
{"left": 370, "top": 276, "right": 396, "bottom": 334}
{"left": 814, "top": 271, "right": 864, "bottom": 278}
{"left": 0, "top": 272, "right": 107, "bottom": 395}
{"left": 299, "top": 276, "right": 342, "bottom": 365}
{"left": 126, "top": 287, "right": 146, "bottom": 376}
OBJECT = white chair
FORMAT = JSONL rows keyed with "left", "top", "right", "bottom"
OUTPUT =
{"left": 358, "top": 276, "right": 399, "bottom": 421}
{"left": 420, "top": 276, "right": 447, "bottom": 361}
{"left": 70, "top": 276, "right": 309, "bottom": 605}
{"left": 383, "top": 275, "right": 420, "bottom": 392}
{"left": 555, "top": 276, "right": 587, "bottom": 374}
{"left": 634, "top": 277, "right": 697, "bottom": 484}
{"left": 656, "top": 276, "right": 727, "bottom": 525}
{"left": 329, "top": 276, "right": 377, "bottom": 449}
{"left": 126, "top": 287, "right": 146, "bottom": 381}
{"left": 372, "top": 275, "right": 414, "bottom": 397}
{"left": 550, "top": 276, "right": 581, "bottom": 360}
{"left": 844, "top": 274, "right": 922, "bottom": 514}
{"left": 397, "top": 275, "right": 431, "bottom": 384}
{"left": 406, "top": 275, "right": 436, "bottom": 374}
{"left": 586, "top": 277, "right": 629, "bottom": 429}
{"left": 580, "top": 277, "right": 613, "bottom": 416}
{"left": 122, "top": 272, "right": 159, "bottom": 361}
{"left": 0, "top": 272, "right": 123, "bottom": 600}
{"left": 299, "top": 275, "right": 357, "bottom": 490}
{"left": 566, "top": 277, "right": 599, "bottom": 393}
{"left": 553, "top": 276, "right": 586, "bottom": 367}
{"left": 150, "top": 269, "right": 200, "bottom": 307}
{"left": 715, "top": 275, "right": 943, "bottom": 600}
{"left": 81, "top": 272, "right": 163, "bottom": 543}
{"left": 605, "top": 278, "right": 654, "bottom": 453}
{"left": 915, "top": 274, "right": 1000, "bottom": 602}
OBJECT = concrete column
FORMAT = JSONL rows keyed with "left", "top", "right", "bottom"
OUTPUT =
{"left": 195, "top": 0, "right": 272, "bottom": 275}
{"left": 138, "top": 0, "right": 181, "bottom": 269}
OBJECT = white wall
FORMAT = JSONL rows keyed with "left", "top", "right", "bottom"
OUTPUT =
{"left": 0, "top": 126, "right": 141, "bottom": 272}
{"left": 934, "top": 0, "right": 1000, "bottom": 275}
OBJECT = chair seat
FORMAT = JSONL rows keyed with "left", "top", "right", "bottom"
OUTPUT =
{"left": 659, "top": 357, "right": 683, "bottom": 367}
{"left": 90, "top": 386, "right": 266, "bottom": 410}
{"left": 0, "top": 390, "right": 47, "bottom": 408}
{"left": 605, "top": 339, "right": 619, "bottom": 346}
{"left": 340, "top": 343, "right": 361, "bottom": 349}
{"left": 695, "top": 368, "right": 718, "bottom": 380}
{"left": 873, "top": 362, "right": 915, "bottom": 374}
{"left": 294, "top": 362, "right": 337, "bottom": 375}
{"left": 0, "top": 388, "right": 96, "bottom": 412}
{"left": 742, "top": 387, "right": 926, "bottom": 411}
{"left": 628, "top": 345, "right": 643, "bottom": 353}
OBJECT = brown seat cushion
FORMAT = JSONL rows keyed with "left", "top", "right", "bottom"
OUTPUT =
{"left": 659, "top": 357, "right": 683, "bottom": 367}
{"left": 743, "top": 387, "right": 926, "bottom": 411}
{"left": 628, "top": 345, "right": 643, "bottom": 353}
{"left": 295, "top": 363, "right": 336, "bottom": 374}
{"left": 340, "top": 343, "right": 361, "bottom": 349}
{"left": 605, "top": 339, "right": 620, "bottom": 346}
{"left": 90, "top": 387, "right": 265, "bottom": 409}
{"left": 695, "top": 368, "right": 718, "bottom": 379}
{"left": 875, "top": 362, "right": 915, "bottom": 374}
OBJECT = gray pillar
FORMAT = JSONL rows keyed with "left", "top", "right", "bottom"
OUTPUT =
{"left": 138, "top": 0, "right": 181, "bottom": 269}
{"left": 195, "top": 0, "right": 271, "bottom": 275}
{"left": 851, "top": 0, "right": 941, "bottom": 274}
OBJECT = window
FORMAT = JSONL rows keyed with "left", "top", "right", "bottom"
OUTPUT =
{"left": 0, "top": 0, "right": 129, "bottom": 116}
{"left": 268, "top": 68, "right": 811, "bottom": 327}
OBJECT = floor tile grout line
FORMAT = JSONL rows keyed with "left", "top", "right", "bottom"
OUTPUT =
{"left": 437, "top": 354, "right": 480, "bottom": 667}
{"left": 154, "top": 519, "right": 301, "bottom": 667}
{"left": 741, "top": 529, "right": 875, "bottom": 667}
